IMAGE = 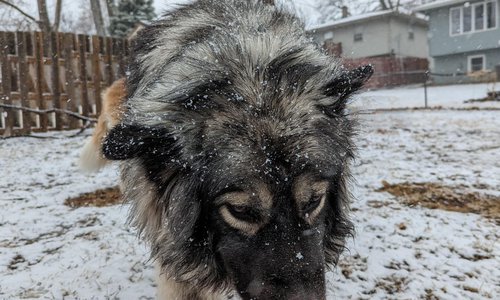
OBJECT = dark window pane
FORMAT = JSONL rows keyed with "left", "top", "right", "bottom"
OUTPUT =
{"left": 451, "top": 8, "right": 461, "bottom": 34}
{"left": 470, "top": 57, "right": 484, "bottom": 72}
{"left": 463, "top": 6, "right": 472, "bottom": 32}
{"left": 487, "top": 2, "right": 497, "bottom": 28}
{"left": 475, "top": 4, "right": 484, "bottom": 30}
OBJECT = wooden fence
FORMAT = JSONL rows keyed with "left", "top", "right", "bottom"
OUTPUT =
{"left": 0, "top": 31, "right": 129, "bottom": 136}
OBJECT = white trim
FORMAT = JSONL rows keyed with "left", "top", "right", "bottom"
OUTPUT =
{"left": 449, "top": 0, "right": 498, "bottom": 36}
{"left": 468, "top": 54, "right": 486, "bottom": 72}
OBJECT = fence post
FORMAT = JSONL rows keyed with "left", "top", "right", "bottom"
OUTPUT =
{"left": 78, "top": 34, "right": 90, "bottom": 120}
{"left": 17, "top": 31, "right": 31, "bottom": 134}
{"left": 50, "top": 31, "right": 62, "bottom": 130}
{"left": 34, "top": 31, "right": 48, "bottom": 131}
{"left": 0, "top": 31, "right": 14, "bottom": 136}
{"left": 117, "top": 39, "right": 127, "bottom": 77}
{"left": 63, "top": 33, "right": 79, "bottom": 129}
{"left": 104, "top": 37, "right": 114, "bottom": 86}
{"left": 424, "top": 71, "right": 429, "bottom": 108}
{"left": 91, "top": 35, "right": 102, "bottom": 115}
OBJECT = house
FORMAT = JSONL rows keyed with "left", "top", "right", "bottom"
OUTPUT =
{"left": 416, "top": 0, "right": 500, "bottom": 84}
{"left": 308, "top": 10, "right": 429, "bottom": 88}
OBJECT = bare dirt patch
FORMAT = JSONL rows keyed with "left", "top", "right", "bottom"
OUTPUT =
{"left": 377, "top": 181, "right": 500, "bottom": 223}
{"left": 64, "top": 187, "right": 122, "bottom": 208}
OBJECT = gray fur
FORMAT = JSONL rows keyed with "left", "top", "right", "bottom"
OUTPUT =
{"left": 105, "top": 0, "right": 372, "bottom": 298}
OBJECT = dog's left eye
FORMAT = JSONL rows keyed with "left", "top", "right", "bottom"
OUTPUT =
{"left": 303, "top": 195, "right": 324, "bottom": 214}
{"left": 226, "top": 204, "right": 261, "bottom": 223}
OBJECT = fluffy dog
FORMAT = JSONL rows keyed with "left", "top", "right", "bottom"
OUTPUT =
{"left": 102, "top": 0, "right": 372, "bottom": 299}
{"left": 79, "top": 78, "right": 126, "bottom": 172}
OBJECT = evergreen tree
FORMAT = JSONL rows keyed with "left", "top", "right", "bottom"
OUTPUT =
{"left": 109, "top": 0, "right": 156, "bottom": 37}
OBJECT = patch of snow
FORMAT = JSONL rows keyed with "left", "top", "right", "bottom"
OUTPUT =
{"left": 352, "top": 82, "right": 500, "bottom": 110}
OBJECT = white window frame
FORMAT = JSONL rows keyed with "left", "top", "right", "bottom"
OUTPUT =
{"left": 468, "top": 54, "right": 486, "bottom": 73}
{"left": 450, "top": 0, "right": 498, "bottom": 36}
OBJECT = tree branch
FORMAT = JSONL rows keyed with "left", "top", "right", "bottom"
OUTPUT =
{"left": 0, "top": 0, "right": 38, "bottom": 23}
{"left": 0, "top": 104, "right": 97, "bottom": 123}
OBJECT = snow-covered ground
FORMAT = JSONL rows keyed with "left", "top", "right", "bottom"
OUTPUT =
{"left": 1, "top": 85, "right": 499, "bottom": 299}
{"left": 353, "top": 82, "right": 500, "bottom": 110}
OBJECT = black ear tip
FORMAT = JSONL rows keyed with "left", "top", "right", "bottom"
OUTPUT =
{"left": 356, "top": 64, "right": 374, "bottom": 81}
{"left": 362, "top": 64, "right": 374, "bottom": 75}
{"left": 102, "top": 124, "right": 132, "bottom": 160}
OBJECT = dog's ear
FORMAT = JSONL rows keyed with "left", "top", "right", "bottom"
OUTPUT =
{"left": 320, "top": 65, "right": 373, "bottom": 115}
{"left": 102, "top": 123, "right": 173, "bottom": 160}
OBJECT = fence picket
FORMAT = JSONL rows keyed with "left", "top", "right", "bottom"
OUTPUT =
{"left": 34, "top": 31, "right": 48, "bottom": 131}
{"left": 92, "top": 36, "right": 102, "bottom": 115}
{"left": 0, "top": 32, "right": 15, "bottom": 136}
{"left": 63, "top": 33, "right": 79, "bottom": 129}
{"left": 16, "top": 31, "right": 31, "bottom": 134}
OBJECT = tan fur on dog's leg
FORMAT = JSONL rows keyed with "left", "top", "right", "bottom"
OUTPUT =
{"left": 79, "top": 78, "right": 126, "bottom": 172}
{"left": 156, "top": 263, "right": 223, "bottom": 300}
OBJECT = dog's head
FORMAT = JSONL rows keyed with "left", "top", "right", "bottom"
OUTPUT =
{"left": 103, "top": 1, "right": 372, "bottom": 299}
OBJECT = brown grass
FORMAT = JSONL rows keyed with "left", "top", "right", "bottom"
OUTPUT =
{"left": 64, "top": 187, "right": 122, "bottom": 208}
{"left": 377, "top": 181, "right": 500, "bottom": 224}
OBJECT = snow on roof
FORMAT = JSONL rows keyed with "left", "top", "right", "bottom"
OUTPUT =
{"left": 414, "top": 0, "right": 468, "bottom": 12}
{"left": 308, "top": 9, "right": 427, "bottom": 31}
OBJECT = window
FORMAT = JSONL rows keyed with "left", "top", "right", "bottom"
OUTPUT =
{"left": 450, "top": 1, "right": 497, "bottom": 35}
{"left": 463, "top": 6, "right": 472, "bottom": 32}
{"left": 354, "top": 33, "right": 363, "bottom": 42}
{"left": 408, "top": 31, "right": 415, "bottom": 40}
{"left": 468, "top": 55, "right": 486, "bottom": 72}
{"left": 475, "top": 3, "right": 485, "bottom": 30}
{"left": 323, "top": 32, "right": 334, "bottom": 40}
{"left": 487, "top": 1, "right": 497, "bottom": 28}
{"left": 451, "top": 7, "right": 461, "bottom": 34}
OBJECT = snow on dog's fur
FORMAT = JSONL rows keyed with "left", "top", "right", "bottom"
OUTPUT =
{"left": 79, "top": 78, "right": 126, "bottom": 172}
{"left": 102, "top": 1, "right": 372, "bottom": 299}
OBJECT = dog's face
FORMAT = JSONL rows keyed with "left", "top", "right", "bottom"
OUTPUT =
{"left": 101, "top": 1, "right": 372, "bottom": 299}
{"left": 103, "top": 64, "right": 372, "bottom": 299}
{"left": 209, "top": 173, "right": 329, "bottom": 299}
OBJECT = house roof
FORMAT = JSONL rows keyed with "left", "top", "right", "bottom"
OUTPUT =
{"left": 308, "top": 9, "right": 427, "bottom": 32}
{"left": 414, "top": 0, "right": 469, "bottom": 12}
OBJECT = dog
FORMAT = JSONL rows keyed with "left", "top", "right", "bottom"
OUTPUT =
{"left": 102, "top": 1, "right": 373, "bottom": 299}
{"left": 79, "top": 78, "right": 126, "bottom": 172}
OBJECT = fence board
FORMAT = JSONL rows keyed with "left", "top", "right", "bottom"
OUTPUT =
{"left": 0, "top": 32, "right": 15, "bottom": 136}
{"left": 78, "top": 34, "right": 91, "bottom": 119}
{"left": 105, "top": 37, "right": 114, "bottom": 85}
{"left": 17, "top": 31, "right": 31, "bottom": 133}
{"left": 34, "top": 31, "right": 48, "bottom": 131}
{"left": 91, "top": 36, "right": 102, "bottom": 114}
{"left": 63, "top": 33, "right": 79, "bottom": 129}
{"left": 50, "top": 31, "right": 63, "bottom": 130}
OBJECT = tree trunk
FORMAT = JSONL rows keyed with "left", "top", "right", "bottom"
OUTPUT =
{"left": 53, "top": 0, "right": 63, "bottom": 32}
{"left": 37, "top": 0, "right": 50, "bottom": 57}
{"left": 90, "top": 0, "right": 107, "bottom": 36}
{"left": 106, "top": 0, "right": 116, "bottom": 18}
{"left": 37, "top": 0, "right": 51, "bottom": 34}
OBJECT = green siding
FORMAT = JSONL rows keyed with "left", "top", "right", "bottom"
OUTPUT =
{"left": 427, "top": 0, "right": 500, "bottom": 57}
{"left": 432, "top": 48, "right": 500, "bottom": 84}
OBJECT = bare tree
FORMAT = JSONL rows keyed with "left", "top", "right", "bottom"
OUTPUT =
{"left": 90, "top": 0, "right": 107, "bottom": 36}
{"left": 0, "top": 0, "right": 36, "bottom": 31}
